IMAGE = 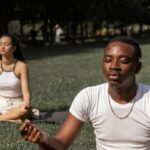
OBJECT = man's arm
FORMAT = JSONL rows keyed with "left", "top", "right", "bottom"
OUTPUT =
{"left": 20, "top": 113, "right": 84, "bottom": 150}
{"left": 38, "top": 137, "right": 65, "bottom": 150}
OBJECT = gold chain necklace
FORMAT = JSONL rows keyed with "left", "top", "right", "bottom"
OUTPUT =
{"left": 108, "top": 94, "right": 136, "bottom": 119}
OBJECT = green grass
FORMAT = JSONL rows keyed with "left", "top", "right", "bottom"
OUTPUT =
{"left": 29, "top": 45, "right": 104, "bottom": 111}
{"left": 0, "top": 41, "right": 150, "bottom": 150}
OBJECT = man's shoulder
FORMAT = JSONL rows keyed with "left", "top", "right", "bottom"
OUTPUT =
{"left": 138, "top": 83, "right": 150, "bottom": 95}
{"left": 87, "top": 82, "right": 108, "bottom": 88}
{"left": 82, "top": 83, "right": 108, "bottom": 93}
{"left": 138, "top": 83, "right": 150, "bottom": 89}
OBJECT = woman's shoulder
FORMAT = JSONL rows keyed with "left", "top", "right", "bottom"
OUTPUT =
{"left": 15, "top": 60, "right": 28, "bottom": 72}
{"left": 16, "top": 60, "right": 28, "bottom": 68}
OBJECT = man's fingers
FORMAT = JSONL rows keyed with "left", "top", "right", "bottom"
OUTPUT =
{"left": 29, "top": 127, "right": 39, "bottom": 137}
{"left": 25, "top": 125, "right": 33, "bottom": 136}
{"left": 31, "top": 131, "right": 41, "bottom": 143}
{"left": 25, "top": 128, "right": 41, "bottom": 143}
{"left": 20, "top": 119, "right": 31, "bottom": 134}
{"left": 20, "top": 120, "right": 42, "bottom": 143}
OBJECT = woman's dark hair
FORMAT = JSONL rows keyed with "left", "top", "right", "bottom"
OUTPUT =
{"left": 0, "top": 34, "right": 25, "bottom": 61}
{"left": 109, "top": 36, "right": 142, "bottom": 60}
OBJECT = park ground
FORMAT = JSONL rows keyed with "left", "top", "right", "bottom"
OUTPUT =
{"left": 0, "top": 37, "right": 150, "bottom": 150}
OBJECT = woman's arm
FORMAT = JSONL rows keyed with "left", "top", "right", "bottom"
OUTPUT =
{"left": 20, "top": 113, "right": 84, "bottom": 150}
{"left": 19, "top": 62, "right": 31, "bottom": 109}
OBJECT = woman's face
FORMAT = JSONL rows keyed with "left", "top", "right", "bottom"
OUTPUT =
{"left": 0, "top": 36, "right": 16, "bottom": 57}
{"left": 102, "top": 41, "right": 140, "bottom": 88}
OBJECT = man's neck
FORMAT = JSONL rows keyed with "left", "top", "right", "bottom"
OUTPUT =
{"left": 108, "top": 83, "right": 138, "bottom": 104}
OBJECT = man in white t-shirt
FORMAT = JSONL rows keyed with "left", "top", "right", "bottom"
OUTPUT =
{"left": 20, "top": 36, "right": 150, "bottom": 150}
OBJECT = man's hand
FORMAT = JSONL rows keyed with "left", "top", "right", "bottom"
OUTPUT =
{"left": 20, "top": 119, "right": 48, "bottom": 144}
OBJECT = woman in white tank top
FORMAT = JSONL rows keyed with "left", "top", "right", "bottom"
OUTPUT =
{"left": 0, "top": 34, "right": 31, "bottom": 122}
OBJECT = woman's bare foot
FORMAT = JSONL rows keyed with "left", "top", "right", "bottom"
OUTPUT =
{"left": 0, "top": 115, "right": 22, "bottom": 124}
{"left": 0, "top": 118, "right": 22, "bottom": 124}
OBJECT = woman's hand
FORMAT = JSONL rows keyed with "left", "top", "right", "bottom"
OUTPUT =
{"left": 22, "top": 101, "right": 31, "bottom": 110}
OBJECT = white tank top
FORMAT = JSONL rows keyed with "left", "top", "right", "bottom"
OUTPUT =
{"left": 0, "top": 61, "right": 22, "bottom": 97}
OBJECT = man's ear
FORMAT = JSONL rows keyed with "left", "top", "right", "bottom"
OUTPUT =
{"left": 135, "top": 62, "right": 142, "bottom": 74}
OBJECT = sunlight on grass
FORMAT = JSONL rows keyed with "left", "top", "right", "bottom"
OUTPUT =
{"left": 0, "top": 42, "right": 149, "bottom": 149}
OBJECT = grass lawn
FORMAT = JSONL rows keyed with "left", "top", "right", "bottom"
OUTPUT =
{"left": 0, "top": 40, "right": 150, "bottom": 150}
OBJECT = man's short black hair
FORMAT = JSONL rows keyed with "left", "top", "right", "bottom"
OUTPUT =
{"left": 109, "top": 36, "right": 142, "bottom": 59}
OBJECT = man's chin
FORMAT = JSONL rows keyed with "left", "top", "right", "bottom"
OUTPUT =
{"left": 108, "top": 80, "right": 122, "bottom": 87}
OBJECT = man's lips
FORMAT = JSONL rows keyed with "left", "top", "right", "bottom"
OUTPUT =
{"left": 108, "top": 73, "right": 121, "bottom": 80}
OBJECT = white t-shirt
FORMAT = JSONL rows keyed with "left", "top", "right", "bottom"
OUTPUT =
{"left": 70, "top": 83, "right": 150, "bottom": 150}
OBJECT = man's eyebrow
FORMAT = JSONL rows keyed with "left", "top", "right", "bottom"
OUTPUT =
{"left": 104, "top": 54, "right": 131, "bottom": 58}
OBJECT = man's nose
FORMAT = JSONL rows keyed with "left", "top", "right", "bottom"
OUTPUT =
{"left": 110, "top": 60, "right": 120, "bottom": 70}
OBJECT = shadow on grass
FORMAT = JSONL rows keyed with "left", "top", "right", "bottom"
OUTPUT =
{"left": 21, "top": 40, "right": 107, "bottom": 61}
{"left": 40, "top": 105, "right": 70, "bottom": 112}
{"left": 21, "top": 35, "right": 150, "bottom": 61}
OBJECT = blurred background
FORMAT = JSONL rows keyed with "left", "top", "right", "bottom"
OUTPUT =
{"left": 1, "top": 1, "right": 150, "bottom": 149}
{"left": 1, "top": 0, "right": 150, "bottom": 46}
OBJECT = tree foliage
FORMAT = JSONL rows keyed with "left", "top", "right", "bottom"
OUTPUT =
{"left": 0, "top": 0, "right": 150, "bottom": 39}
